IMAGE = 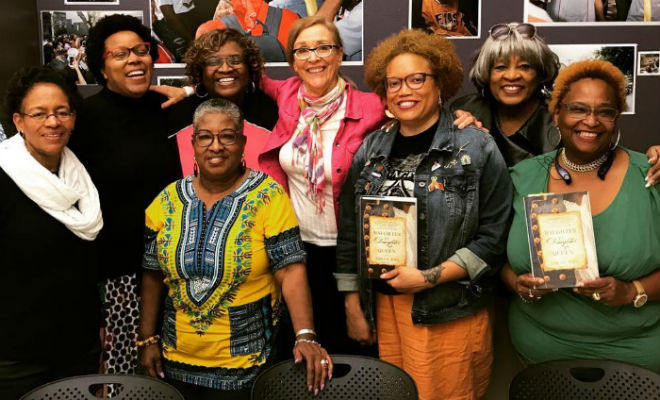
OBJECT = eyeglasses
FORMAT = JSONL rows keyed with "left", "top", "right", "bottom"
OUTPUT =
{"left": 204, "top": 55, "right": 244, "bottom": 68}
{"left": 103, "top": 42, "right": 151, "bottom": 61}
{"left": 292, "top": 44, "right": 340, "bottom": 60}
{"left": 488, "top": 23, "right": 536, "bottom": 40}
{"left": 385, "top": 73, "right": 434, "bottom": 93}
{"left": 20, "top": 111, "right": 75, "bottom": 121}
{"left": 561, "top": 103, "right": 618, "bottom": 122}
{"left": 193, "top": 129, "right": 241, "bottom": 147}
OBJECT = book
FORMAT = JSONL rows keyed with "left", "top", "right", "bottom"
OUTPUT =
{"left": 523, "top": 191, "right": 599, "bottom": 289}
{"left": 359, "top": 196, "right": 417, "bottom": 279}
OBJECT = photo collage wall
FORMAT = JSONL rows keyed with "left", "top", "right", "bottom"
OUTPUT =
{"left": 36, "top": 0, "right": 660, "bottom": 147}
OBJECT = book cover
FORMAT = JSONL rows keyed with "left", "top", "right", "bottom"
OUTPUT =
{"left": 359, "top": 196, "right": 417, "bottom": 279}
{"left": 524, "top": 191, "right": 599, "bottom": 288}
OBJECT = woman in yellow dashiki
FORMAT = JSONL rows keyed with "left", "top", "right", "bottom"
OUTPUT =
{"left": 139, "top": 98, "right": 331, "bottom": 400}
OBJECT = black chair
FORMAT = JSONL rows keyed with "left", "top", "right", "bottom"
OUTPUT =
{"left": 20, "top": 374, "right": 184, "bottom": 400}
{"left": 509, "top": 359, "right": 660, "bottom": 400}
{"left": 251, "top": 354, "right": 417, "bottom": 400}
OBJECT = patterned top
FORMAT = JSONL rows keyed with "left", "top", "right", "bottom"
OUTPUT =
{"left": 143, "top": 171, "right": 306, "bottom": 389}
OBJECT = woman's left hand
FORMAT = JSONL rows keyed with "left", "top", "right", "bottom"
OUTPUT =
{"left": 381, "top": 267, "right": 431, "bottom": 294}
{"left": 574, "top": 276, "right": 635, "bottom": 306}
{"left": 293, "top": 341, "right": 333, "bottom": 395}
{"left": 453, "top": 109, "right": 488, "bottom": 132}
{"left": 149, "top": 85, "right": 188, "bottom": 109}
{"left": 645, "top": 145, "right": 660, "bottom": 186}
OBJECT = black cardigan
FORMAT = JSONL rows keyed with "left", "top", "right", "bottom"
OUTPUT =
{"left": 0, "top": 168, "right": 101, "bottom": 362}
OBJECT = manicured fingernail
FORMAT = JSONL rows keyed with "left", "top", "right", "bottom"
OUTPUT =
{"left": 315, "top": 388, "right": 319, "bottom": 395}
{"left": 646, "top": 182, "right": 652, "bottom": 188}
{"left": 321, "top": 384, "right": 325, "bottom": 390}
{"left": 308, "top": 385, "right": 312, "bottom": 392}
{"left": 159, "top": 372, "right": 165, "bottom": 378}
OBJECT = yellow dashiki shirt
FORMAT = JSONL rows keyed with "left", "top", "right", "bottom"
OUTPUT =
{"left": 143, "top": 171, "right": 306, "bottom": 390}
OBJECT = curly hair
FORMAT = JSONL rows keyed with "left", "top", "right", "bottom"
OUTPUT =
{"left": 2, "top": 66, "right": 81, "bottom": 138}
{"left": 364, "top": 29, "right": 463, "bottom": 101}
{"left": 86, "top": 14, "right": 157, "bottom": 86}
{"left": 183, "top": 29, "right": 265, "bottom": 88}
{"left": 548, "top": 59, "right": 628, "bottom": 114}
{"left": 469, "top": 22, "right": 559, "bottom": 96}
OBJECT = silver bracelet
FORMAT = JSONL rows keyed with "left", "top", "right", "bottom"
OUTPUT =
{"left": 183, "top": 86, "right": 195, "bottom": 97}
{"left": 295, "top": 328, "right": 317, "bottom": 338}
{"left": 295, "top": 338, "right": 321, "bottom": 347}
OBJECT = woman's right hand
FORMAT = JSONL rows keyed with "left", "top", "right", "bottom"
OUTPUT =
{"left": 344, "top": 293, "right": 376, "bottom": 345}
{"left": 140, "top": 344, "right": 165, "bottom": 379}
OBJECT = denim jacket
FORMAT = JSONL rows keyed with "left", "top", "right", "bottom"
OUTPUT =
{"left": 335, "top": 109, "right": 513, "bottom": 325}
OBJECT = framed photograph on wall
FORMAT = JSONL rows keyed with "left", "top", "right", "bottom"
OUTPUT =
{"left": 409, "top": 0, "right": 481, "bottom": 38}
{"left": 40, "top": 10, "right": 144, "bottom": 85}
{"left": 150, "top": 0, "right": 364, "bottom": 66}
{"left": 550, "top": 43, "right": 637, "bottom": 113}
{"left": 64, "top": 0, "right": 120, "bottom": 4}
{"left": 525, "top": 0, "right": 660, "bottom": 26}
{"left": 638, "top": 51, "right": 660, "bottom": 75}
{"left": 157, "top": 75, "right": 188, "bottom": 86}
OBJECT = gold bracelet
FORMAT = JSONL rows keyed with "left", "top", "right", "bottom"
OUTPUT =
{"left": 136, "top": 335, "right": 160, "bottom": 348}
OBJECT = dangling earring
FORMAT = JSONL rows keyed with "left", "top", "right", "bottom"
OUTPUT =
{"left": 554, "top": 125, "right": 563, "bottom": 148}
{"left": 193, "top": 162, "right": 199, "bottom": 177}
{"left": 385, "top": 109, "right": 395, "bottom": 119}
{"left": 195, "top": 84, "right": 208, "bottom": 98}
{"left": 438, "top": 95, "right": 443, "bottom": 107}
{"left": 247, "top": 81, "right": 256, "bottom": 94}
{"left": 610, "top": 129, "right": 621, "bottom": 150}
{"left": 540, "top": 85, "right": 552, "bottom": 99}
{"left": 480, "top": 88, "right": 486, "bottom": 98}
{"left": 241, "top": 154, "right": 246, "bottom": 172}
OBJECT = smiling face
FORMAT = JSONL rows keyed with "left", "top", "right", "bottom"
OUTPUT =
{"left": 554, "top": 78, "right": 618, "bottom": 162}
{"left": 489, "top": 55, "right": 539, "bottom": 108}
{"left": 201, "top": 41, "right": 250, "bottom": 104}
{"left": 193, "top": 111, "right": 245, "bottom": 180}
{"left": 292, "top": 24, "right": 343, "bottom": 97}
{"left": 12, "top": 83, "right": 75, "bottom": 170}
{"left": 385, "top": 53, "right": 441, "bottom": 135}
{"left": 102, "top": 30, "right": 152, "bottom": 98}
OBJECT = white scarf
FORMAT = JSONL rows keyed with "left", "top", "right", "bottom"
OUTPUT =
{"left": 0, "top": 134, "right": 103, "bottom": 241}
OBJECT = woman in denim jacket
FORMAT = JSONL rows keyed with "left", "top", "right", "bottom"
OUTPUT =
{"left": 335, "top": 29, "right": 512, "bottom": 400}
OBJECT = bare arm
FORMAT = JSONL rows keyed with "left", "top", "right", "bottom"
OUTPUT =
{"left": 139, "top": 269, "right": 166, "bottom": 378}
{"left": 595, "top": 0, "right": 606, "bottom": 20}
{"left": 316, "top": 0, "right": 342, "bottom": 19}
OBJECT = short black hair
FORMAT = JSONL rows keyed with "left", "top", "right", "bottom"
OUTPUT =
{"left": 2, "top": 66, "right": 81, "bottom": 138}
{"left": 86, "top": 14, "right": 157, "bottom": 85}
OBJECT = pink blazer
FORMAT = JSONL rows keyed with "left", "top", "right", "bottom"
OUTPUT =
{"left": 258, "top": 75, "right": 386, "bottom": 223}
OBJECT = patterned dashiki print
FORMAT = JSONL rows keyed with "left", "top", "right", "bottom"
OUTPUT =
{"left": 143, "top": 171, "right": 306, "bottom": 390}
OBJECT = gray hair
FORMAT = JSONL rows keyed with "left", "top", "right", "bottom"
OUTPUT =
{"left": 192, "top": 98, "right": 244, "bottom": 134}
{"left": 469, "top": 22, "right": 559, "bottom": 95}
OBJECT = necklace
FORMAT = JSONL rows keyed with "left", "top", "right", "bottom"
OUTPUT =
{"left": 560, "top": 149, "right": 608, "bottom": 172}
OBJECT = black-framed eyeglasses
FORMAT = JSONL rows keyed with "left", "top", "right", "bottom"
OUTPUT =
{"left": 193, "top": 129, "right": 241, "bottom": 147}
{"left": 20, "top": 111, "right": 75, "bottom": 122}
{"left": 488, "top": 23, "right": 536, "bottom": 40}
{"left": 561, "top": 103, "right": 618, "bottom": 122}
{"left": 385, "top": 73, "right": 434, "bottom": 93}
{"left": 292, "top": 44, "right": 340, "bottom": 60}
{"left": 204, "top": 55, "right": 244, "bottom": 68}
{"left": 103, "top": 42, "right": 151, "bottom": 61}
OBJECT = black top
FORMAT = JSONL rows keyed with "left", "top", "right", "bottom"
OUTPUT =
{"left": 0, "top": 168, "right": 101, "bottom": 362}
{"left": 451, "top": 93, "right": 558, "bottom": 167}
{"left": 169, "top": 88, "right": 279, "bottom": 133}
{"left": 69, "top": 88, "right": 182, "bottom": 279}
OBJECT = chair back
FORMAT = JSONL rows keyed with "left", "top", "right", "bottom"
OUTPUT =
{"left": 509, "top": 359, "right": 660, "bottom": 400}
{"left": 20, "top": 374, "right": 184, "bottom": 400}
{"left": 252, "top": 355, "right": 417, "bottom": 400}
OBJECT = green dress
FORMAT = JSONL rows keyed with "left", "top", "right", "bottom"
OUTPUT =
{"left": 507, "top": 149, "right": 660, "bottom": 372}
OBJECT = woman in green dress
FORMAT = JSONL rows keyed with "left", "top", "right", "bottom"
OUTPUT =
{"left": 502, "top": 59, "right": 660, "bottom": 372}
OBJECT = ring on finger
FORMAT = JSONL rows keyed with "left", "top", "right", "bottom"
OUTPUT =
{"left": 528, "top": 288, "right": 534, "bottom": 298}
{"left": 320, "top": 359, "right": 329, "bottom": 366}
{"left": 592, "top": 291, "right": 601, "bottom": 301}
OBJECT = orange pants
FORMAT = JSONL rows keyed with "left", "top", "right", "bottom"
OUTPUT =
{"left": 376, "top": 293, "right": 493, "bottom": 400}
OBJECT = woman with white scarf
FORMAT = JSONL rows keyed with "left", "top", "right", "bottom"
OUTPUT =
{"left": 0, "top": 66, "right": 103, "bottom": 400}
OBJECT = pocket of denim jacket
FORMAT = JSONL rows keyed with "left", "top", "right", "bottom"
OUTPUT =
{"left": 228, "top": 295, "right": 272, "bottom": 356}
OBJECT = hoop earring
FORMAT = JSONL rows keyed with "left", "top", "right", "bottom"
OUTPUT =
{"left": 610, "top": 129, "right": 621, "bottom": 150}
{"left": 480, "top": 88, "right": 486, "bottom": 98}
{"left": 195, "top": 84, "right": 208, "bottom": 98}
{"left": 554, "top": 125, "right": 563, "bottom": 148}
{"left": 247, "top": 81, "right": 256, "bottom": 94}
{"left": 438, "top": 95, "right": 443, "bottom": 107}
{"left": 193, "top": 162, "right": 199, "bottom": 177}
{"left": 385, "top": 109, "right": 395, "bottom": 119}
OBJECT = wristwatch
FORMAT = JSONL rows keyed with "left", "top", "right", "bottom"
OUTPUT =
{"left": 632, "top": 280, "right": 648, "bottom": 308}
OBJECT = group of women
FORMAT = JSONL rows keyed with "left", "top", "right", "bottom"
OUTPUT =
{"left": 1, "top": 11, "right": 659, "bottom": 400}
